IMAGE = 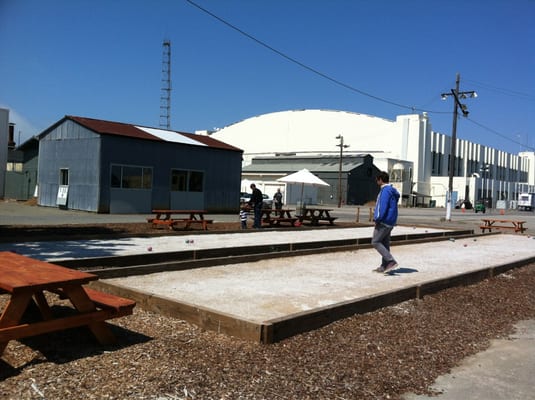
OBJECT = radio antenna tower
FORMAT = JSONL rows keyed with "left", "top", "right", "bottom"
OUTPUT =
{"left": 159, "top": 39, "right": 171, "bottom": 129}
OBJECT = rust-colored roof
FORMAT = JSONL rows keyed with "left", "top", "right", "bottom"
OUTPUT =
{"left": 65, "top": 116, "right": 241, "bottom": 152}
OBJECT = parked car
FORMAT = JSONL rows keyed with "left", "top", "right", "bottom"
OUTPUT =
{"left": 262, "top": 194, "right": 273, "bottom": 208}
{"left": 239, "top": 192, "right": 251, "bottom": 203}
{"left": 239, "top": 192, "right": 272, "bottom": 208}
{"left": 474, "top": 200, "right": 486, "bottom": 213}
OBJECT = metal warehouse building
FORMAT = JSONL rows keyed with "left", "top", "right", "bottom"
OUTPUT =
{"left": 210, "top": 109, "right": 534, "bottom": 209}
{"left": 242, "top": 154, "right": 381, "bottom": 206}
{"left": 37, "top": 116, "right": 243, "bottom": 213}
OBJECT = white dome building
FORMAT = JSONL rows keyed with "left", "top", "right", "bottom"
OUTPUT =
{"left": 206, "top": 109, "right": 531, "bottom": 209}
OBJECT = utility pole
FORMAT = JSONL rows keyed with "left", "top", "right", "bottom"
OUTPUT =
{"left": 159, "top": 40, "right": 171, "bottom": 130}
{"left": 335, "top": 135, "right": 349, "bottom": 208}
{"left": 441, "top": 73, "right": 477, "bottom": 221}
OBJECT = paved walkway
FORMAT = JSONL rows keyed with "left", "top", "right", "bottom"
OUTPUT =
{"left": 403, "top": 319, "right": 535, "bottom": 400}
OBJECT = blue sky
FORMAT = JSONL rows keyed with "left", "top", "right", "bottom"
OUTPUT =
{"left": 1, "top": 0, "right": 534, "bottom": 154}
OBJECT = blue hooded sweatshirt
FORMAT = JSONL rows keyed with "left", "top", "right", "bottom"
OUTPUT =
{"left": 373, "top": 184, "right": 400, "bottom": 227}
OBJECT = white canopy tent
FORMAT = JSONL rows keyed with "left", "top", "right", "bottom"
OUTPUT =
{"left": 277, "top": 169, "right": 330, "bottom": 207}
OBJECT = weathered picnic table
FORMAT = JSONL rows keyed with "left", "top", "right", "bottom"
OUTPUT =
{"left": 0, "top": 251, "right": 135, "bottom": 356}
{"left": 480, "top": 218, "right": 527, "bottom": 234}
{"left": 148, "top": 209, "right": 213, "bottom": 230}
{"left": 298, "top": 207, "right": 337, "bottom": 226}
{"left": 261, "top": 208, "right": 298, "bottom": 227}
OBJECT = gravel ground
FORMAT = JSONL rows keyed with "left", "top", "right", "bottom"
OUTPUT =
{"left": 1, "top": 223, "right": 535, "bottom": 399}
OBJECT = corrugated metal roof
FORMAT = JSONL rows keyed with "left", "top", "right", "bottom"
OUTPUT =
{"left": 243, "top": 160, "right": 365, "bottom": 173}
{"left": 243, "top": 154, "right": 369, "bottom": 173}
{"left": 65, "top": 116, "right": 241, "bottom": 152}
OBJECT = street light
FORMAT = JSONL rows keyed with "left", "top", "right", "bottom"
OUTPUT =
{"left": 335, "top": 134, "right": 349, "bottom": 208}
{"left": 440, "top": 73, "right": 477, "bottom": 221}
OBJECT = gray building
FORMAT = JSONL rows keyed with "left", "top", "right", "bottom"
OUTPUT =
{"left": 5, "top": 136, "right": 39, "bottom": 200}
{"left": 242, "top": 154, "right": 381, "bottom": 206}
{"left": 37, "top": 116, "right": 243, "bottom": 213}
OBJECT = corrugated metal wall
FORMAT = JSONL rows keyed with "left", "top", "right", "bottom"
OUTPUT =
{"left": 38, "top": 120, "right": 102, "bottom": 211}
{"left": 37, "top": 119, "right": 242, "bottom": 213}
{"left": 100, "top": 135, "right": 242, "bottom": 213}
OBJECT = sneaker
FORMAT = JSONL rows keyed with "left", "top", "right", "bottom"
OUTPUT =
{"left": 373, "top": 266, "right": 385, "bottom": 273}
{"left": 383, "top": 261, "right": 399, "bottom": 274}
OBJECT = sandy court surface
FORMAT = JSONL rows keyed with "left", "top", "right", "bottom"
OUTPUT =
{"left": 106, "top": 234, "right": 535, "bottom": 323}
{"left": 2, "top": 225, "right": 446, "bottom": 261}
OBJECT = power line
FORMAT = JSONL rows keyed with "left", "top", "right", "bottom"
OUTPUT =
{"left": 465, "top": 117, "right": 534, "bottom": 151}
{"left": 185, "top": 0, "right": 531, "bottom": 153}
{"left": 185, "top": 0, "right": 448, "bottom": 115}
{"left": 464, "top": 78, "right": 535, "bottom": 101}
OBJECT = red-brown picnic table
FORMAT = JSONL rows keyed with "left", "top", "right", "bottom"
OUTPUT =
{"left": 0, "top": 251, "right": 135, "bottom": 357}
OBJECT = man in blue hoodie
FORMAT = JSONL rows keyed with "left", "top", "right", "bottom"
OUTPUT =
{"left": 372, "top": 171, "right": 400, "bottom": 274}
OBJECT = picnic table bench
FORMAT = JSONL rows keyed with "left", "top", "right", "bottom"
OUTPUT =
{"left": 148, "top": 209, "right": 213, "bottom": 230}
{"left": 298, "top": 207, "right": 338, "bottom": 226}
{"left": 261, "top": 209, "right": 298, "bottom": 227}
{"left": 0, "top": 251, "right": 135, "bottom": 356}
{"left": 480, "top": 218, "right": 527, "bottom": 234}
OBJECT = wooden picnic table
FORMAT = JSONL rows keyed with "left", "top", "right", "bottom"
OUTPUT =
{"left": 480, "top": 218, "right": 527, "bottom": 234}
{"left": 261, "top": 208, "right": 298, "bottom": 227}
{"left": 298, "top": 207, "right": 337, "bottom": 226}
{"left": 0, "top": 251, "right": 135, "bottom": 357}
{"left": 148, "top": 209, "right": 213, "bottom": 230}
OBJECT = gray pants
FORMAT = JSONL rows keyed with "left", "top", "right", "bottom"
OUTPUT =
{"left": 372, "top": 223, "right": 395, "bottom": 266}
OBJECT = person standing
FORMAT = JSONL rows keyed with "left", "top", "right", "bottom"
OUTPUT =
{"left": 249, "top": 183, "right": 263, "bottom": 229}
{"left": 273, "top": 188, "right": 283, "bottom": 215}
{"left": 239, "top": 203, "right": 249, "bottom": 229}
{"left": 372, "top": 171, "right": 400, "bottom": 274}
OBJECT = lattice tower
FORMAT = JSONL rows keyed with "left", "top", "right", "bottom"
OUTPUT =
{"left": 159, "top": 40, "right": 171, "bottom": 129}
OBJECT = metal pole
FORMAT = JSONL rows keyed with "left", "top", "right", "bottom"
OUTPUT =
{"left": 337, "top": 136, "right": 343, "bottom": 208}
{"left": 445, "top": 73, "right": 461, "bottom": 221}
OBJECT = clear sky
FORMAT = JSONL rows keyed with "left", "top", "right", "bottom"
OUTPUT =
{"left": 1, "top": 0, "right": 534, "bottom": 154}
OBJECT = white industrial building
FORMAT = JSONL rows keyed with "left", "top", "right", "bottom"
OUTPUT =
{"left": 206, "top": 109, "right": 534, "bottom": 209}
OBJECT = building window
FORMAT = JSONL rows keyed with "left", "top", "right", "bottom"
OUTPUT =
{"left": 189, "top": 171, "right": 204, "bottom": 192}
{"left": 111, "top": 165, "right": 152, "bottom": 189}
{"left": 171, "top": 170, "right": 187, "bottom": 191}
{"left": 171, "top": 169, "right": 204, "bottom": 192}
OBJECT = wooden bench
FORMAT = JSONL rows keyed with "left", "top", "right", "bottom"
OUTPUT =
{"left": 148, "top": 210, "right": 212, "bottom": 230}
{"left": 148, "top": 218, "right": 174, "bottom": 228}
{"left": 175, "top": 218, "right": 213, "bottom": 231}
{"left": 300, "top": 215, "right": 338, "bottom": 226}
{"left": 480, "top": 219, "right": 527, "bottom": 234}
{"left": 268, "top": 217, "right": 298, "bottom": 226}
{"left": 57, "top": 287, "right": 136, "bottom": 317}
{"left": 0, "top": 289, "right": 135, "bottom": 345}
{"left": 260, "top": 209, "right": 298, "bottom": 227}
{"left": 298, "top": 208, "right": 337, "bottom": 226}
{"left": 149, "top": 218, "right": 214, "bottom": 230}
